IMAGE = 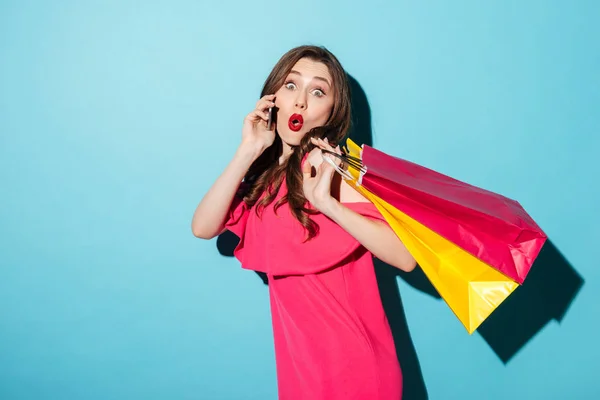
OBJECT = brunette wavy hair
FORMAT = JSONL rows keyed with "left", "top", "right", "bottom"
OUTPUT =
{"left": 240, "top": 45, "right": 352, "bottom": 241}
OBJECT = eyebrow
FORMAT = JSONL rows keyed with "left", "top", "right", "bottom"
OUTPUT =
{"left": 289, "top": 70, "right": 331, "bottom": 87}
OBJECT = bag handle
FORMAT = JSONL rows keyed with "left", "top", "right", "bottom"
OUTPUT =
{"left": 321, "top": 148, "right": 367, "bottom": 182}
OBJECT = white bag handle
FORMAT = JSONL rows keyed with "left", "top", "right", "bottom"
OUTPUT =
{"left": 322, "top": 153, "right": 356, "bottom": 182}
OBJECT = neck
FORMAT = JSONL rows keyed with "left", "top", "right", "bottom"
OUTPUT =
{"left": 279, "top": 141, "right": 295, "bottom": 165}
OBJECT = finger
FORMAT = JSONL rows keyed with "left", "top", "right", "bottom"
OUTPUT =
{"left": 323, "top": 137, "right": 338, "bottom": 149}
{"left": 319, "top": 154, "right": 335, "bottom": 176}
{"left": 333, "top": 145, "right": 343, "bottom": 160}
{"left": 321, "top": 141, "right": 342, "bottom": 164}
{"left": 305, "top": 147, "right": 323, "bottom": 169}
{"left": 320, "top": 142, "right": 340, "bottom": 159}
{"left": 318, "top": 137, "right": 335, "bottom": 151}
{"left": 256, "top": 96, "right": 277, "bottom": 111}
{"left": 247, "top": 109, "right": 269, "bottom": 122}
{"left": 322, "top": 152, "right": 341, "bottom": 173}
{"left": 312, "top": 137, "right": 331, "bottom": 150}
{"left": 259, "top": 99, "right": 277, "bottom": 112}
{"left": 258, "top": 94, "right": 276, "bottom": 103}
{"left": 315, "top": 160, "right": 336, "bottom": 193}
{"left": 301, "top": 157, "right": 313, "bottom": 179}
{"left": 334, "top": 145, "right": 345, "bottom": 169}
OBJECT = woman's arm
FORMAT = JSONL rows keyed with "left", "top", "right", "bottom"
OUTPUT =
{"left": 303, "top": 137, "right": 416, "bottom": 272}
{"left": 192, "top": 94, "right": 276, "bottom": 239}
{"left": 191, "top": 143, "right": 262, "bottom": 239}
{"left": 321, "top": 190, "right": 417, "bottom": 272}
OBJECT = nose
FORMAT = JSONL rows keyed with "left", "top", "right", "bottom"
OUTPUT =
{"left": 294, "top": 93, "right": 307, "bottom": 110}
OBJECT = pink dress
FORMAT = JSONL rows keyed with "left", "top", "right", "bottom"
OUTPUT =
{"left": 225, "top": 171, "right": 403, "bottom": 399}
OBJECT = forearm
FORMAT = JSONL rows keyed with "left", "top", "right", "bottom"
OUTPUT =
{"left": 191, "top": 143, "right": 263, "bottom": 239}
{"left": 322, "top": 200, "right": 417, "bottom": 272}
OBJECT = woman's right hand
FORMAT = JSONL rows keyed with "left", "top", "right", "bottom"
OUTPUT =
{"left": 241, "top": 94, "right": 277, "bottom": 153}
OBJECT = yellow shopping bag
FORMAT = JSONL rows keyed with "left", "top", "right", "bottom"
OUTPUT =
{"left": 343, "top": 139, "right": 519, "bottom": 334}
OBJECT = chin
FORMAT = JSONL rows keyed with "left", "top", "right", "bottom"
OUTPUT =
{"left": 278, "top": 129, "right": 306, "bottom": 147}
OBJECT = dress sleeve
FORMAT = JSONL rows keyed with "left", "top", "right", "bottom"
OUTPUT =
{"left": 253, "top": 199, "right": 393, "bottom": 277}
{"left": 224, "top": 182, "right": 251, "bottom": 239}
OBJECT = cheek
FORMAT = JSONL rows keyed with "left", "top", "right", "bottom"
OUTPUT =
{"left": 274, "top": 88, "right": 291, "bottom": 107}
{"left": 313, "top": 102, "right": 334, "bottom": 123}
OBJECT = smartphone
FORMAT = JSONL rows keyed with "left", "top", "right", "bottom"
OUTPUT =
{"left": 267, "top": 107, "right": 276, "bottom": 131}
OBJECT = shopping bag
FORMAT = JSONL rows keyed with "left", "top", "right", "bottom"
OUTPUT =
{"left": 340, "top": 138, "right": 547, "bottom": 284}
{"left": 330, "top": 144, "right": 519, "bottom": 333}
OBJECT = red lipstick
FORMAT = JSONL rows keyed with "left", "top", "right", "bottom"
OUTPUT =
{"left": 288, "top": 114, "right": 304, "bottom": 132}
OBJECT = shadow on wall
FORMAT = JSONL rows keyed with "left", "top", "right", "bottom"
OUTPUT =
{"left": 215, "top": 74, "right": 584, "bottom": 399}
{"left": 477, "top": 239, "right": 584, "bottom": 363}
{"left": 342, "top": 74, "right": 585, "bottom": 366}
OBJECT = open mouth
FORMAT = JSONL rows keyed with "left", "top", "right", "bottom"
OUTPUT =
{"left": 288, "top": 114, "right": 304, "bottom": 132}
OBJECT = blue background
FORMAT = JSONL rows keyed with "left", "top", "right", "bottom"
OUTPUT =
{"left": 1, "top": 1, "right": 598, "bottom": 399}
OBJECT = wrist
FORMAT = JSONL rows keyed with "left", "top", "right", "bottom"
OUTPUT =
{"left": 317, "top": 197, "right": 340, "bottom": 217}
{"left": 237, "top": 140, "right": 265, "bottom": 161}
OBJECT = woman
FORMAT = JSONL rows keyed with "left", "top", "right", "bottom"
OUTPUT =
{"left": 192, "top": 45, "right": 416, "bottom": 399}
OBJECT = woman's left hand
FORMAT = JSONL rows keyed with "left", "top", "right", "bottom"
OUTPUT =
{"left": 302, "top": 137, "right": 343, "bottom": 214}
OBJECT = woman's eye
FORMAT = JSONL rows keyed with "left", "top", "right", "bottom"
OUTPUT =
{"left": 312, "top": 89, "right": 325, "bottom": 97}
{"left": 285, "top": 82, "right": 296, "bottom": 90}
